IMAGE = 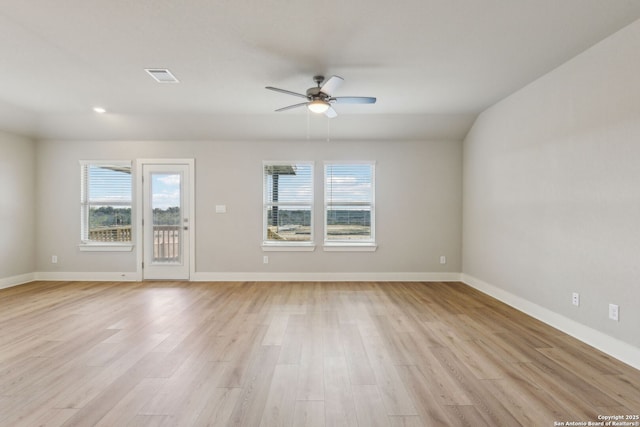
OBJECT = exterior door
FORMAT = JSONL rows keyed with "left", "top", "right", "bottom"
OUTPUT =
{"left": 142, "top": 164, "right": 190, "bottom": 280}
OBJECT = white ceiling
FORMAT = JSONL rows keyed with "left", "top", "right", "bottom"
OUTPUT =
{"left": 1, "top": 1, "right": 640, "bottom": 141}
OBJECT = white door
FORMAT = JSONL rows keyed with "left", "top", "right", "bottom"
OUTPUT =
{"left": 142, "top": 164, "right": 190, "bottom": 280}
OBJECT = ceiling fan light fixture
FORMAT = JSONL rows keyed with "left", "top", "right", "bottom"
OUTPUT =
{"left": 308, "top": 100, "right": 330, "bottom": 114}
{"left": 266, "top": 75, "right": 375, "bottom": 118}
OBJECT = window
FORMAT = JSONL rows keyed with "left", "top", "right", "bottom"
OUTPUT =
{"left": 80, "top": 161, "right": 133, "bottom": 250}
{"left": 263, "top": 161, "right": 314, "bottom": 249}
{"left": 324, "top": 162, "right": 376, "bottom": 250}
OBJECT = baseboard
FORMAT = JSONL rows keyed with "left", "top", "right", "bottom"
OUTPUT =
{"left": 35, "top": 271, "right": 139, "bottom": 282}
{"left": 0, "top": 272, "right": 36, "bottom": 290}
{"left": 190, "top": 272, "right": 462, "bottom": 282}
{"left": 461, "top": 274, "right": 640, "bottom": 371}
{"left": 28, "top": 271, "right": 461, "bottom": 283}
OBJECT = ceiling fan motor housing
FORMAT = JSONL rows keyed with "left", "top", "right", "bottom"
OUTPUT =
{"left": 307, "top": 75, "right": 329, "bottom": 100}
{"left": 306, "top": 86, "right": 324, "bottom": 99}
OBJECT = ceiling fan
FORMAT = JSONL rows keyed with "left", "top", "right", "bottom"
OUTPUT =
{"left": 266, "top": 75, "right": 376, "bottom": 118}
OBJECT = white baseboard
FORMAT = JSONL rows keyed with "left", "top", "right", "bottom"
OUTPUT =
{"left": 35, "top": 271, "right": 139, "bottom": 282}
{"left": 190, "top": 272, "right": 462, "bottom": 282}
{"left": 0, "top": 272, "right": 36, "bottom": 290}
{"left": 461, "top": 274, "right": 640, "bottom": 371}
{"left": 18, "top": 271, "right": 460, "bottom": 283}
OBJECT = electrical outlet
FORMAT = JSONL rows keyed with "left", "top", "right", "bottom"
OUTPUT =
{"left": 51, "top": 255, "right": 58, "bottom": 264}
{"left": 572, "top": 292, "right": 580, "bottom": 306}
{"left": 608, "top": 304, "right": 619, "bottom": 321}
{"left": 263, "top": 256, "right": 269, "bottom": 264}
{"left": 439, "top": 255, "right": 446, "bottom": 265}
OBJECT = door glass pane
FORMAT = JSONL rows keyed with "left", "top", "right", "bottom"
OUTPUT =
{"left": 151, "top": 173, "right": 181, "bottom": 263}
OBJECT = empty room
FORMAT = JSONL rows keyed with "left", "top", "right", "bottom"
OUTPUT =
{"left": 1, "top": 1, "right": 639, "bottom": 426}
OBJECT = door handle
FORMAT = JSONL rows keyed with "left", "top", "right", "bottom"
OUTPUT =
{"left": 183, "top": 226, "right": 188, "bottom": 230}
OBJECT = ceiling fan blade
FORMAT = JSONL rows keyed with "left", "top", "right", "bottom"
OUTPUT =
{"left": 320, "top": 75, "right": 344, "bottom": 95}
{"left": 275, "top": 102, "right": 309, "bottom": 112}
{"left": 266, "top": 86, "right": 309, "bottom": 99}
{"left": 331, "top": 96, "right": 377, "bottom": 104}
{"left": 324, "top": 106, "right": 338, "bottom": 118}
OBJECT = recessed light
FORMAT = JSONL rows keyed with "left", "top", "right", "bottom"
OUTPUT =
{"left": 93, "top": 107, "right": 106, "bottom": 114}
{"left": 144, "top": 68, "right": 179, "bottom": 83}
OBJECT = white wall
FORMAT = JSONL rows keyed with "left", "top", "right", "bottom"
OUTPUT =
{"left": 463, "top": 19, "right": 640, "bottom": 349}
{"left": 0, "top": 131, "right": 36, "bottom": 283}
{"left": 36, "top": 138, "right": 462, "bottom": 278}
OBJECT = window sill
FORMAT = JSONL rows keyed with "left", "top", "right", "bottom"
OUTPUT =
{"left": 262, "top": 243, "right": 316, "bottom": 252}
{"left": 323, "top": 243, "right": 377, "bottom": 252}
{"left": 79, "top": 243, "right": 134, "bottom": 252}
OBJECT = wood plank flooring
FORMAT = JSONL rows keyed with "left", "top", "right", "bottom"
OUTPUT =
{"left": 0, "top": 281, "right": 638, "bottom": 426}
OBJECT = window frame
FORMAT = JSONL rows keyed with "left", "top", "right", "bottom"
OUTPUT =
{"left": 323, "top": 161, "right": 377, "bottom": 251}
{"left": 262, "top": 160, "right": 316, "bottom": 251}
{"left": 79, "top": 160, "right": 134, "bottom": 252}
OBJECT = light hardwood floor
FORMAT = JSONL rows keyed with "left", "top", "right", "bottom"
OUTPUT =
{"left": 0, "top": 281, "right": 638, "bottom": 426}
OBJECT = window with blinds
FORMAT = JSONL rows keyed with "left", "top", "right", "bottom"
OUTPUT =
{"left": 80, "top": 161, "right": 132, "bottom": 243}
{"left": 324, "top": 162, "right": 375, "bottom": 244}
{"left": 263, "top": 161, "right": 314, "bottom": 244}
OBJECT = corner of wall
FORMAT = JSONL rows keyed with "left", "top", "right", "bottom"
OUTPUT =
{"left": 461, "top": 274, "right": 640, "bottom": 371}
{"left": 0, "top": 273, "right": 36, "bottom": 290}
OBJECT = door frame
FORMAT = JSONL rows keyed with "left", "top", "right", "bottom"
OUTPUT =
{"left": 135, "top": 159, "right": 195, "bottom": 281}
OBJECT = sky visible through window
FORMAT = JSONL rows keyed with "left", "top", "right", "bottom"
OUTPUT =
{"left": 91, "top": 164, "right": 371, "bottom": 209}
{"left": 264, "top": 163, "right": 372, "bottom": 204}
{"left": 325, "top": 164, "right": 373, "bottom": 205}
{"left": 88, "top": 167, "right": 180, "bottom": 210}
{"left": 88, "top": 165, "right": 131, "bottom": 204}
{"left": 151, "top": 173, "right": 180, "bottom": 210}
{"left": 265, "top": 164, "right": 313, "bottom": 203}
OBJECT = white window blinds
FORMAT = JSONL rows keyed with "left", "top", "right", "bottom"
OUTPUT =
{"left": 263, "top": 162, "right": 314, "bottom": 243}
{"left": 324, "top": 162, "right": 375, "bottom": 243}
{"left": 80, "top": 161, "right": 132, "bottom": 243}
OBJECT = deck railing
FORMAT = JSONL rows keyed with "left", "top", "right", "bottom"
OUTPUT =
{"left": 153, "top": 225, "right": 181, "bottom": 261}
{"left": 88, "top": 225, "right": 181, "bottom": 262}
{"left": 88, "top": 226, "right": 132, "bottom": 242}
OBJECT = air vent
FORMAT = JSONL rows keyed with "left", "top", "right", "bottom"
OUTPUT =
{"left": 144, "top": 68, "right": 179, "bottom": 83}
